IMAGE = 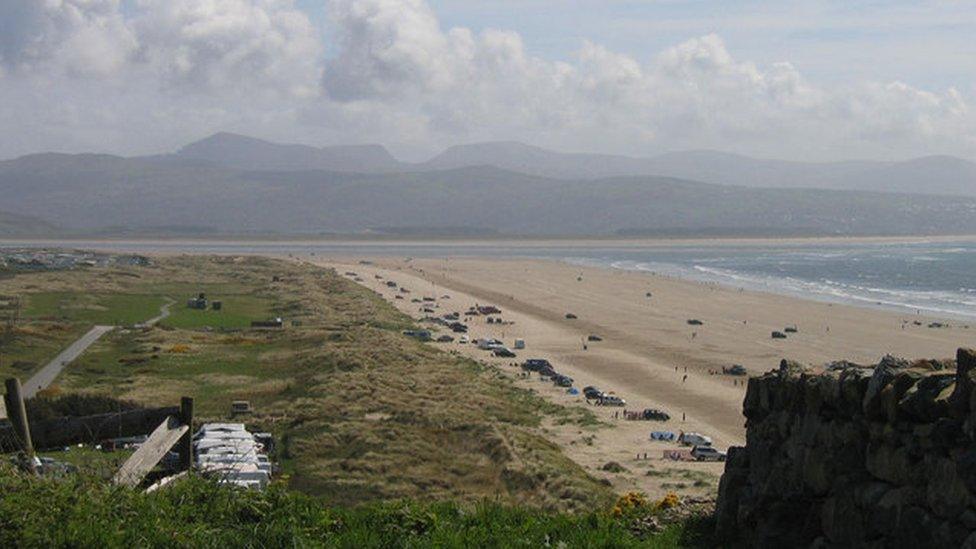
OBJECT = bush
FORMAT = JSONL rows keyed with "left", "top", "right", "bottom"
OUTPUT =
{"left": 25, "top": 394, "right": 141, "bottom": 422}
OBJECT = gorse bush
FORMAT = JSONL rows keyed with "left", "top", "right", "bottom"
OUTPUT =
{"left": 0, "top": 468, "right": 707, "bottom": 548}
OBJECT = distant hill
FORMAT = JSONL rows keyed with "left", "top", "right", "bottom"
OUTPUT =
{"left": 421, "top": 142, "right": 976, "bottom": 197}
{"left": 0, "top": 209, "right": 59, "bottom": 236}
{"left": 1, "top": 152, "right": 975, "bottom": 237}
{"left": 95, "top": 133, "right": 976, "bottom": 198}
{"left": 175, "top": 132, "right": 406, "bottom": 173}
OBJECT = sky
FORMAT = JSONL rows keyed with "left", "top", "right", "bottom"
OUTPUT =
{"left": 0, "top": 0, "right": 974, "bottom": 162}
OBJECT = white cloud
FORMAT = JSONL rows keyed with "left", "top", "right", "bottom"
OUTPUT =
{"left": 0, "top": 0, "right": 137, "bottom": 77}
{"left": 135, "top": 0, "right": 323, "bottom": 97}
{"left": 0, "top": 0, "right": 973, "bottom": 162}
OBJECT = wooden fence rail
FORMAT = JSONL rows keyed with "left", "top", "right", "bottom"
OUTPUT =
{"left": 0, "top": 405, "right": 179, "bottom": 452}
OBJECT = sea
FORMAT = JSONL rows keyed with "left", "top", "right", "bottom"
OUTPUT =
{"left": 3, "top": 238, "right": 975, "bottom": 320}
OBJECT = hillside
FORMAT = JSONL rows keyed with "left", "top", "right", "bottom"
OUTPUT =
{"left": 2, "top": 152, "right": 976, "bottom": 236}
{"left": 175, "top": 132, "right": 406, "bottom": 173}
{"left": 1, "top": 256, "right": 611, "bottom": 508}
{"left": 423, "top": 143, "right": 976, "bottom": 197}
{"left": 0, "top": 210, "right": 59, "bottom": 237}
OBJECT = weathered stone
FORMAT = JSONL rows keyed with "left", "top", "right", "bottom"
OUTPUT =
{"left": 926, "top": 457, "right": 972, "bottom": 519}
{"left": 779, "top": 358, "right": 809, "bottom": 379}
{"left": 951, "top": 348, "right": 976, "bottom": 417}
{"left": 863, "top": 356, "right": 909, "bottom": 419}
{"left": 892, "top": 506, "right": 937, "bottom": 547}
{"left": 839, "top": 367, "right": 872, "bottom": 414}
{"left": 866, "top": 443, "right": 913, "bottom": 485}
{"left": 898, "top": 373, "right": 955, "bottom": 422}
{"left": 956, "top": 448, "right": 976, "bottom": 494}
{"left": 883, "top": 371, "right": 923, "bottom": 421}
{"left": 716, "top": 349, "right": 976, "bottom": 548}
{"left": 821, "top": 489, "right": 865, "bottom": 545}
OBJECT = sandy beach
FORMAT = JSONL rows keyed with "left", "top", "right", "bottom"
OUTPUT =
{"left": 311, "top": 255, "right": 974, "bottom": 496}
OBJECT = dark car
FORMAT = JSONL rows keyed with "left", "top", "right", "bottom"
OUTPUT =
{"left": 436, "top": 335, "right": 455, "bottom": 343}
{"left": 771, "top": 331, "right": 787, "bottom": 339}
{"left": 565, "top": 313, "right": 578, "bottom": 319}
{"left": 583, "top": 386, "right": 603, "bottom": 400}
{"left": 642, "top": 409, "right": 670, "bottom": 421}
{"left": 552, "top": 374, "right": 574, "bottom": 387}
{"left": 522, "top": 358, "right": 552, "bottom": 372}
{"left": 691, "top": 446, "right": 727, "bottom": 462}
{"left": 449, "top": 322, "right": 468, "bottom": 333}
{"left": 725, "top": 364, "right": 748, "bottom": 376}
{"left": 587, "top": 334, "right": 603, "bottom": 342}
{"left": 597, "top": 395, "right": 626, "bottom": 407}
{"left": 493, "top": 347, "right": 517, "bottom": 358}
{"left": 687, "top": 319, "right": 704, "bottom": 326}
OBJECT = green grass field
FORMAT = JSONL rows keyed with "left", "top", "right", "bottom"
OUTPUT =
{"left": 0, "top": 468, "right": 713, "bottom": 548}
{"left": 161, "top": 293, "right": 275, "bottom": 329}
{"left": 22, "top": 292, "right": 167, "bottom": 325}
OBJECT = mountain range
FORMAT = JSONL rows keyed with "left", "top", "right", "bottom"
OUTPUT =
{"left": 0, "top": 132, "right": 975, "bottom": 237}
{"left": 173, "top": 133, "right": 976, "bottom": 197}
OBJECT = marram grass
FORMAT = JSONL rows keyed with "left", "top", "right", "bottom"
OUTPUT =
{"left": 0, "top": 469, "right": 710, "bottom": 548}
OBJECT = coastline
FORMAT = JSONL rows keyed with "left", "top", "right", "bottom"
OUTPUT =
{"left": 2, "top": 233, "right": 976, "bottom": 249}
{"left": 310, "top": 254, "right": 975, "bottom": 497}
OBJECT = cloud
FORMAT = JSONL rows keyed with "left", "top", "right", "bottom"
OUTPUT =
{"left": 0, "top": 0, "right": 137, "bottom": 77}
{"left": 0, "top": 0, "right": 973, "bottom": 162}
{"left": 135, "top": 0, "right": 323, "bottom": 97}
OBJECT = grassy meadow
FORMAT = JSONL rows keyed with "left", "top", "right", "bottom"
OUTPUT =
{"left": 0, "top": 254, "right": 717, "bottom": 546}
{"left": 3, "top": 255, "right": 615, "bottom": 511}
{"left": 0, "top": 466, "right": 713, "bottom": 547}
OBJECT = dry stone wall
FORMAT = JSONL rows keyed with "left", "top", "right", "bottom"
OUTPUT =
{"left": 716, "top": 348, "right": 976, "bottom": 548}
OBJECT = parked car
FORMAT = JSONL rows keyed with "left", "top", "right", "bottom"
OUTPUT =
{"left": 725, "top": 364, "right": 748, "bottom": 376}
{"left": 771, "top": 331, "right": 787, "bottom": 339}
{"left": 449, "top": 322, "right": 468, "bottom": 333}
{"left": 583, "top": 386, "right": 603, "bottom": 400}
{"left": 679, "top": 432, "right": 713, "bottom": 447}
{"left": 587, "top": 334, "right": 603, "bottom": 342}
{"left": 691, "top": 446, "right": 726, "bottom": 462}
{"left": 538, "top": 365, "right": 557, "bottom": 377}
{"left": 687, "top": 319, "right": 704, "bottom": 326}
{"left": 784, "top": 326, "right": 798, "bottom": 333}
{"left": 598, "top": 395, "right": 626, "bottom": 407}
{"left": 565, "top": 313, "right": 578, "bottom": 319}
{"left": 522, "top": 359, "right": 553, "bottom": 372}
{"left": 492, "top": 347, "right": 517, "bottom": 358}
{"left": 552, "top": 374, "right": 573, "bottom": 387}
{"left": 458, "top": 335, "right": 470, "bottom": 344}
{"left": 642, "top": 409, "right": 671, "bottom": 421}
{"left": 477, "top": 338, "right": 504, "bottom": 350}
{"left": 402, "top": 330, "right": 432, "bottom": 341}
{"left": 436, "top": 335, "right": 455, "bottom": 343}
{"left": 650, "top": 431, "right": 676, "bottom": 442}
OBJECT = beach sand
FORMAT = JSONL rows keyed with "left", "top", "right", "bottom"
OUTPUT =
{"left": 312, "top": 255, "right": 974, "bottom": 498}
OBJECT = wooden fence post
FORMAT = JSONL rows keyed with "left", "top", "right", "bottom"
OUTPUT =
{"left": 177, "top": 396, "right": 194, "bottom": 471}
{"left": 4, "top": 378, "right": 36, "bottom": 474}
